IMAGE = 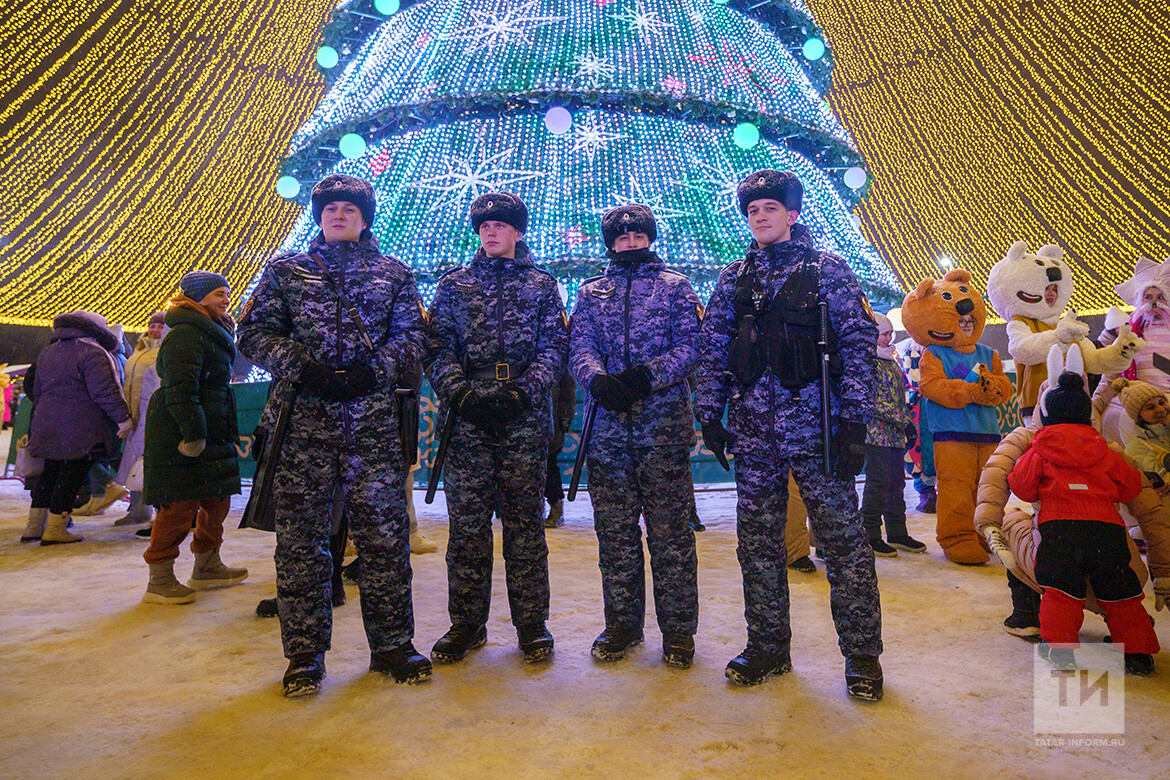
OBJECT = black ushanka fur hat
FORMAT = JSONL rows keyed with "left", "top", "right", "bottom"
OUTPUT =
{"left": 469, "top": 192, "right": 528, "bottom": 234}
{"left": 737, "top": 169, "right": 803, "bottom": 216}
{"left": 601, "top": 204, "right": 658, "bottom": 249}
{"left": 311, "top": 174, "right": 376, "bottom": 226}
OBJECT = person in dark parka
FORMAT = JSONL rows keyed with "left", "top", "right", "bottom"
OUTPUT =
{"left": 23, "top": 310, "right": 132, "bottom": 544}
{"left": 141, "top": 271, "right": 247, "bottom": 605}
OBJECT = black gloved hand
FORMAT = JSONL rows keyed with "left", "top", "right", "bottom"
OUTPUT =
{"left": 300, "top": 361, "right": 348, "bottom": 402}
{"left": 590, "top": 374, "right": 638, "bottom": 413}
{"left": 904, "top": 421, "right": 918, "bottom": 447}
{"left": 339, "top": 363, "right": 378, "bottom": 401}
{"left": 495, "top": 384, "right": 531, "bottom": 422}
{"left": 833, "top": 420, "right": 869, "bottom": 479}
{"left": 701, "top": 418, "right": 735, "bottom": 471}
{"left": 616, "top": 365, "right": 653, "bottom": 401}
{"left": 456, "top": 387, "right": 497, "bottom": 428}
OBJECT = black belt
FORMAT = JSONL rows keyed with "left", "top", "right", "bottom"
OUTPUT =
{"left": 468, "top": 362, "right": 527, "bottom": 381}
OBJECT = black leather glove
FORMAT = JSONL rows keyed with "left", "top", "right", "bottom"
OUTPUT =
{"left": 903, "top": 421, "right": 918, "bottom": 447}
{"left": 456, "top": 387, "right": 497, "bottom": 428}
{"left": 616, "top": 365, "right": 653, "bottom": 400}
{"left": 833, "top": 420, "right": 869, "bottom": 479}
{"left": 495, "top": 384, "right": 531, "bottom": 422}
{"left": 339, "top": 363, "right": 378, "bottom": 401}
{"left": 701, "top": 418, "right": 735, "bottom": 471}
{"left": 300, "top": 361, "right": 348, "bottom": 402}
{"left": 590, "top": 374, "right": 638, "bottom": 413}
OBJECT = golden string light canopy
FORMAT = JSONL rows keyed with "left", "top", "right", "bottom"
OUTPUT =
{"left": 808, "top": 0, "right": 1170, "bottom": 314}
{"left": 2, "top": 0, "right": 1166, "bottom": 326}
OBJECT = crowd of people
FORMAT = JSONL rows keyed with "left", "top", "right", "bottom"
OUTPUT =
{"left": 14, "top": 169, "right": 1167, "bottom": 702}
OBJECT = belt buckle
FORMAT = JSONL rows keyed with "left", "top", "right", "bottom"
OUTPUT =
{"left": 495, "top": 362, "right": 510, "bottom": 381}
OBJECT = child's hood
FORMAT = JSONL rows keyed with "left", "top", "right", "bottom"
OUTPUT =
{"left": 1032, "top": 424, "right": 1113, "bottom": 468}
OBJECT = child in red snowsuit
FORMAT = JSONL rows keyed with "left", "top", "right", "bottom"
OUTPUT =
{"left": 1008, "top": 371, "right": 1160, "bottom": 675}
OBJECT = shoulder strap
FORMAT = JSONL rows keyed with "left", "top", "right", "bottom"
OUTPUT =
{"left": 310, "top": 253, "right": 376, "bottom": 354}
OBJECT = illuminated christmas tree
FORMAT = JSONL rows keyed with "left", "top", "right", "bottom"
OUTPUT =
{"left": 273, "top": 0, "right": 901, "bottom": 305}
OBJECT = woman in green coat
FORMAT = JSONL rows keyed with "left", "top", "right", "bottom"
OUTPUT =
{"left": 142, "top": 271, "right": 247, "bottom": 604}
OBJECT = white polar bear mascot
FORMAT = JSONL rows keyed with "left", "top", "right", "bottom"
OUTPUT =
{"left": 987, "top": 241, "right": 1144, "bottom": 417}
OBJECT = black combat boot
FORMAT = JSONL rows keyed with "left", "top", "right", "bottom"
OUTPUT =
{"left": 1125, "top": 653, "right": 1154, "bottom": 676}
{"left": 662, "top": 633, "right": 695, "bottom": 669}
{"left": 845, "top": 655, "right": 884, "bottom": 701}
{"left": 282, "top": 653, "right": 326, "bottom": 698}
{"left": 431, "top": 624, "right": 488, "bottom": 664}
{"left": 590, "top": 626, "right": 643, "bottom": 662}
{"left": 371, "top": 642, "right": 433, "bottom": 684}
{"left": 725, "top": 645, "right": 792, "bottom": 686}
{"left": 517, "top": 622, "right": 554, "bottom": 663}
{"left": 1003, "top": 571, "right": 1041, "bottom": 641}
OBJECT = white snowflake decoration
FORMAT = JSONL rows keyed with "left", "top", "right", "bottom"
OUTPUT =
{"left": 408, "top": 148, "right": 546, "bottom": 211}
{"left": 442, "top": 0, "right": 567, "bottom": 54}
{"left": 574, "top": 52, "right": 615, "bottom": 86}
{"left": 595, "top": 175, "right": 692, "bottom": 232}
{"left": 568, "top": 116, "right": 627, "bottom": 163}
{"left": 674, "top": 160, "right": 747, "bottom": 215}
{"left": 613, "top": 0, "right": 676, "bottom": 43}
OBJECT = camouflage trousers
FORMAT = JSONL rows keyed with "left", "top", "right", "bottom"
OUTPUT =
{"left": 273, "top": 438, "right": 413, "bottom": 658}
{"left": 735, "top": 453, "right": 882, "bottom": 657}
{"left": 588, "top": 444, "right": 698, "bottom": 635}
{"left": 444, "top": 419, "right": 550, "bottom": 628}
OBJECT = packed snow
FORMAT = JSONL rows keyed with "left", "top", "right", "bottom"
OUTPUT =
{"left": 1, "top": 463, "right": 1166, "bottom": 778}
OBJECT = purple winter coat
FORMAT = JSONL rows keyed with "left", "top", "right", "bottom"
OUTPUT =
{"left": 28, "top": 313, "right": 131, "bottom": 460}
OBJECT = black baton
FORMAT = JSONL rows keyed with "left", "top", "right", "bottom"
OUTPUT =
{"left": 568, "top": 399, "right": 597, "bottom": 502}
{"left": 425, "top": 403, "right": 457, "bottom": 504}
{"left": 819, "top": 301, "right": 832, "bottom": 476}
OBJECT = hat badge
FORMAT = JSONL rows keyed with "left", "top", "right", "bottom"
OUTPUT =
{"left": 621, "top": 214, "right": 632, "bottom": 224}
{"left": 487, "top": 200, "right": 494, "bottom": 208}
{"left": 757, "top": 176, "right": 766, "bottom": 185}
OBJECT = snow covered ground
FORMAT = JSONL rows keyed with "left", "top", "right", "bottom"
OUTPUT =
{"left": 1, "top": 462, "right": 1167, "bottom": 778}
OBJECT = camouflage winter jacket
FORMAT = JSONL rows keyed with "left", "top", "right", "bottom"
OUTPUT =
{"left": 425, "top": 241, "right": 568, "bottom": 432}
{"left": 236, "top": 233, "right": 427, "bottom": 445}
{"left": 569, "top": 252, "right": 701, "bottom": 450}
{"left": 695, "top": 224, "right": 876, "bottom": 459}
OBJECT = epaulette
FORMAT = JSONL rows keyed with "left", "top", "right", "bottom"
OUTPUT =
{"left": 265, "top": 249, "right": 302, "bottom": 267}
{"left": 437, "top": 265, "right": 467, "bottom": 280}
{"left": 579, "top": 273, "right": 608, "bottom": 287}
{"left": 660, "top": 268, "right": 690, "bottom": 280}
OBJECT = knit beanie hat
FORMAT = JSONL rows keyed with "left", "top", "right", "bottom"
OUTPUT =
{"left": 737, "top": 169, "right": 803, "bottom": 216}
{"left": 873, "top": 311, "right": 893, "bottom": 335}
{"left": 1111, "top": 377, "right": 1165, "bottom": 422}
{"left": 469, "top": 192, "right": 528, "bottom": 234}
{"left": 311, "top": 174, "right": 376, "bottom": 226}
{"left": 602, "top": 204, "right": 658, "bottom": 249}
{"left": 180, "top": 270, "right": 230, "bottom": 302}
{"left": 1040, "top": 371, "right": 1092, "bottom": 426}
{"left": 148, "top": 311, "right": 166, "bottom": 326}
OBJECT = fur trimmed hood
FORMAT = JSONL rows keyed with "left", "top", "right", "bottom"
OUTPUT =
{"left": 987, "top": 241, "right": 1073, "bottom": 325}
{"left": 51, "top": 310, "right": 119, "bottom": 351}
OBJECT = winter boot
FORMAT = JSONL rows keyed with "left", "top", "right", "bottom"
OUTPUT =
{"left": 915, "top": 488, "right": 936, "bottom": 514}
{"left": 662, "top": 633, "right": 695, "bottom": 669}
{"left": 142, "top": 562, "right": 196, "bottom": 604}
{"left": 725, "top": 645, "right": 792, "bottom": 686}
{"left": 1125, "top": 653, "right": 1154, "bottom": 677}
{"left": 788, "top": 555, "right": 817, "bottom": 573}
{"left": 410, "top": 531, "right": 438, "bottom": 554}
{"left": 40, "top": 512, "right": 82, "bottom": 545}
{"left": 689, "top": 510, "right": 706, "bottom": 532}
{"left": 1038, "top": 643, "right": 1077, "bottom": 671}
{"left": 188, "top": 548, "right": 248, "bottom": 590}
{"left": 283, "top": 653, "right": 326, "bottom": 698}
{"left": 431, "top": 624, "right": 488, "bottom": 664}
{"left": 114, "top": 493, "right": 153, "bottom": 526}
{"left": 845, "top": 655, "right": 884, "bottom": 701}
{"left": 591, "top": 626, "right": 643, "bottom": 662}
{"left": 371, "top": 642, "right": 433, "bottom": 684}
{"left": 21, "top": 508, "right": 48, "bottom": 543}
{"left": 342, "top": 558, "right": 361, "bottom": 583}
{"left": 256, "top": 597, "right": 279, "bottom": 618}
{"left": 888, "top": 535, "right": 927, "bottom": 553}
{"left": 869, "top": 538, "right": 898, "bottom": 558}
{"left": 1003, "top": 571, "right": 1042, "bottom": 640}
{"left": 544, "top": 499, "right": 564, "bottom": 529}
{"left": 517, "top": 622, "right": 555, "bottom": 663}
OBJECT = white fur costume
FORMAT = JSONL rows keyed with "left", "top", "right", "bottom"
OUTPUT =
{"left": 987, "top": 241, "right": 1143, "bottom": 413}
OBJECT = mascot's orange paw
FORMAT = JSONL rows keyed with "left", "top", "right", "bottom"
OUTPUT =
{"left": 944, "top": 540, "right": 990, "bottom": 566}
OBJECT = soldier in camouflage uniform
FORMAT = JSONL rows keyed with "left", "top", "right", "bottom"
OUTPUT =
{"left": 425, "top": 192, "right": 569, "bottom": 664}
{"left": 695, "top": 170, "right": 884, "bottom": 700}
{"left": 237, "top": 175, "right": 432, "bottom": 697}
{"left": 569, "top": 204, "right": 701, "bottom": 668}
